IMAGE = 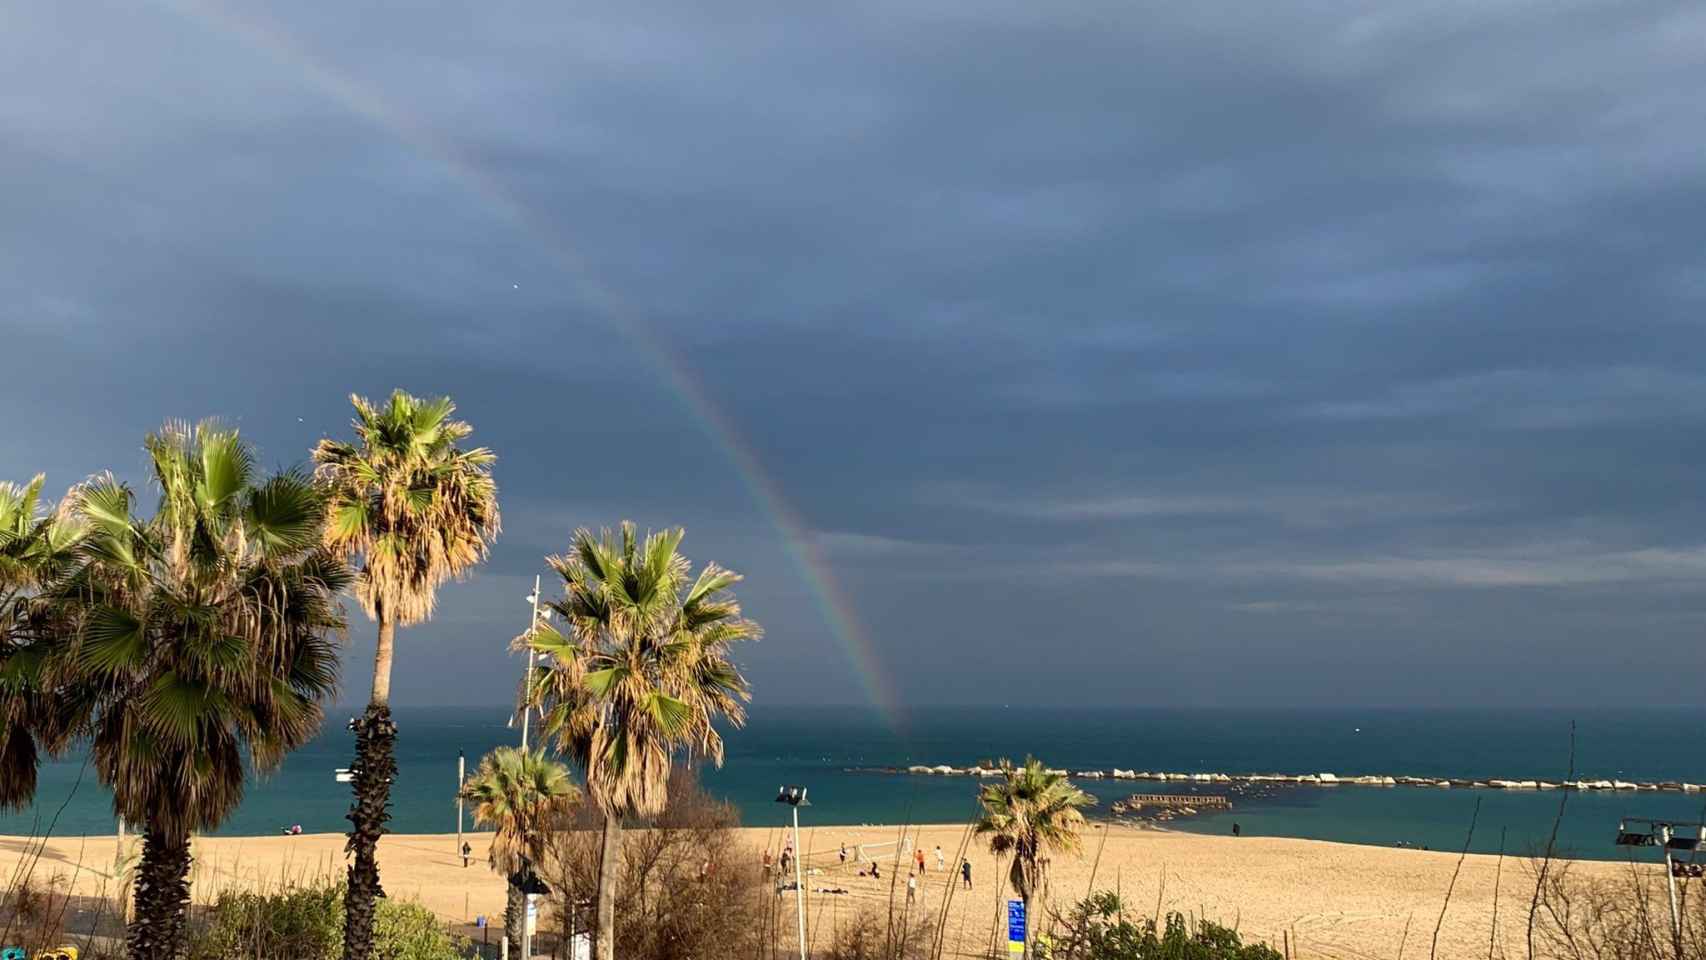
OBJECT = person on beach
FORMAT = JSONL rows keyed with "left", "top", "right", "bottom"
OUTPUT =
{"left": 960, "top": 859, "right": 972, "bottom": 889}
{"left": 1232, "top": 823, "right": 1241, "bottom": 837}
{"left": 762, "top": 849, "right": 773, "bottom": 876}
{"left": 906, "top": 871, "right": 917, "bottom": 904}
{"left": 839, "top": 842, "right": 848, "bottom": 866}
{"left": 871, "top": 860, "right": 881, "bottom": 880}
{"left": 934, "top": 844, "right": 944, "bottom": 870}
{"left": 915, "top": 846, "right": 926, "bottom": 874}
{"left": 462, "top": 840, "right": 472, "bottom": 867}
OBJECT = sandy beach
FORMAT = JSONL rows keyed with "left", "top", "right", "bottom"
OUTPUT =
{"left": 0, "top": 824, "right": 1641, "bottom": 959}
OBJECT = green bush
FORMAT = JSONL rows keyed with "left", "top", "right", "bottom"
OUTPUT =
{"left": 372, "top": 899, "right": 458, "bottom": 960}
{"left": 188, "top": 883, "right": 343, "bottom": 960}
{"left": 1037, "top": 892, "right": 1282, "bottom": 960}
{"left": 187, "top": 881, "right": 455, "bottom": 960}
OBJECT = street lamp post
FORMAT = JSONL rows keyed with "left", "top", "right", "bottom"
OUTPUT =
{"left": 1614, "top": 816, "right": 1705, "bottom": 956}
{"left": 518, "top": 575, "right": 544, "bottom": 958}
{"left": 776, "top": 785, "right": 810, "bottom": 960}
{"left": 521, "top": 574, "right": 541, "bottom": 751}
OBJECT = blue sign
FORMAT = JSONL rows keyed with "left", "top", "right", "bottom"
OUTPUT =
{"left": 1007, "top": 900, "right": 1026, "bottom": 953}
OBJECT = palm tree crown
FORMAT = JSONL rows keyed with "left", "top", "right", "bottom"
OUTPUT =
{"left": 526, "top": 522, "right": 757, "bottom": 817}
{"left": 460, "top": 746, "right": 581, "bottom": 876}
{"left": 49, "top": 422, "right": 348, "bottom": 836}
{"left": 0, "top": 474, "right": 85, "bottom": 809}
{"left": 0, "top": 422, "right": 348, "bottom": 957}
{"left": 974, "top": 757, "right": 1095, "bottom": 904}
{"left": 313, "top": 389, "right": 500, "bottom": 630}
{"left": 0, "top": 473, "right": 85, "bottom": 612}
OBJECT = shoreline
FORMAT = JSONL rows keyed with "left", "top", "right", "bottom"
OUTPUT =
{"left": 0, "top": 825, "right": 1651, "bottom": 958}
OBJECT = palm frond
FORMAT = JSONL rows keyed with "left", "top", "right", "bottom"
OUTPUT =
{"left": 0, "top": 426, "right": 349, "bottom": 838}
{"left": 314, "top": 390, "right": 500, "bottom": 627}
{"left": 529, "top": 523, "right": 756, "bottom": 815}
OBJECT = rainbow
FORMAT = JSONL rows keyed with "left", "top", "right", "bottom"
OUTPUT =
{"left": 160, "top": 0, "right": 904, "bottom": 725}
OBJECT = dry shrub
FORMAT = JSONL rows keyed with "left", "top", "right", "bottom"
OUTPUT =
{"left": 1, "top": 871, "right": 69, "bottom": 955}
{"left": 1531, "top": 858, "right": 1706, "bottom": 960}
{"left": 821, "top": 905, "right": 936, "bottom": 960}
{"left": 541, "top": 769, "right": 771, "bottom": 960}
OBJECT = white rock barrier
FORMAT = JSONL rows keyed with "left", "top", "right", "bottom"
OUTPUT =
{"left": 891, "top": 765, "right": 1700, "bottom": 793}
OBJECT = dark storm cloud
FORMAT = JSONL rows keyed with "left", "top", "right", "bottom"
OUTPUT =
{"left": 4, "top": 0, "right": 1706, "bottom": 708}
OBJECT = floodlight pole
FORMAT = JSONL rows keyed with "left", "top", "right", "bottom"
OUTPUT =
{"left": 1660, "top": 824, "right": 1682, "bottom": 957}
{"left": 792, "top": 803, "right": 807, "bottom": 960}
{"left": 456, "top": 751, "right": 465, "bottom": 861}
{"left": 776, "top": 787, "right": 810, "bottom": 960}
{"left": 517, "top": 574, "right": 543, "bottom": 960}
{"left": 521, "top": 574, "right": 541, "bottom": 751}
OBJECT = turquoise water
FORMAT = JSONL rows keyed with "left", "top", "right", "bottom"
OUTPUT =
{"left": 5, "top": 706, "right": 1703, "bottom": 860}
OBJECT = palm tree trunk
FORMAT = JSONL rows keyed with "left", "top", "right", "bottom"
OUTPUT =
{"left": 370, "top": 615, "right": 395, "bottom": 705}
{"left": 506, "top": 880, "right": 526, "bottom": 957}
{"left": 595, "top": 811, "right": 621, "bottom": 960}
{"left": 342, "top": 616, "right": 399, "bottom": 960}
{"left": 128, "top": 824, "right": 192, "bottom": 959}
{"left": 1022, "top": 891, "right": 1033, "bottom": 960}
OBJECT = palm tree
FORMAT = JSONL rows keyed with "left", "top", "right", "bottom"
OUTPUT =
{"left": 458, "top": 746, "right": 581, "bottom": 956}
{"left": 0, "top": 474, "right": 85, "bottom": 808}
{"left": 313, "top": 389, "right": 500, "bottom": 960}
{"left": 974, "top": 757, "right": 1095, "bottom": 960}
{"left": 2, "top": 422, "right": 347, "bottom": 956}
{"left": 524, "top": 523, "right": 757, "bottom": 960}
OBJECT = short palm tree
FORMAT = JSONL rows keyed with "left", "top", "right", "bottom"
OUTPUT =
{"left": 314, "top": 390, "right": 500, "bottom": 960}
{"left": 974, "top": 757, "right": 1095, "bottom": 960}
{"left": 524, "top": 523, "right": 757, "bottom": 960}
{"left": 458, "top": 746, "right": 581, "bottom": 956}
{"left": 0, "top": 474, "right": 85, "bottom": 808}
{"left": 4, "top": 422, "right": 347, "bottom": 956}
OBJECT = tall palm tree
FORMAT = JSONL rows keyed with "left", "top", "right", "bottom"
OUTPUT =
{"left": 524, "top": 523, "right": 757, "bottom": 960}
{"left": 458, "top": 746, "right": 581, "bottom": 956}
{"left": 974, "top": 757, "right": 1095, "bottom": 960}
{"left": 313, "top": 389, "right": 500, "bottom": 960}
{"left": 0, "top": 474, "right": 85, "bottom": 808}
{"left": 2, "top": 422, "right": 347, "bottom": 956}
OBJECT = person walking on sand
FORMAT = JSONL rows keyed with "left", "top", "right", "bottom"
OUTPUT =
{"left": 762, "top": 848, "right": 774, "bottom": 876}
{"left": 839, "top": 842, "right": 848, "bottom": 866}
{"left": 906, "top": 871, "right": 917, "bottom": 905}
{"left": 461, "top": 840, "right": 472, "bottom": 868}
{"left": 915, "top": 846, "right": 926, "bottom": 874}
{"left": 960, "top": 859, "right": 972, "bottom": 889}
{"left": 934, "top": 844, "right": 944, "bottom": 871}
{"left": 871, "top": 860, "right": 881, "bottom": 881}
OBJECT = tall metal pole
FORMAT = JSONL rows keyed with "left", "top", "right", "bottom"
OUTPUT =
{"left": 793, "top": 805, "right": 807, "bottom": 960}
{"left": 521, "top": 574, "right": 540, "bottom": 751}
{"left": 1660, "top": 825, "right": 1682, "bottom": 956}
{"left": 456, "top": 751, "right": 465, "bottom": 861}
{"left": 519, "top": 573, "right": 542, "bottom": 960}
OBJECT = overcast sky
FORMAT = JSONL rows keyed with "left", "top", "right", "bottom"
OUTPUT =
{"left": 5, "top": 0, "right": 1705, "bottom": 713}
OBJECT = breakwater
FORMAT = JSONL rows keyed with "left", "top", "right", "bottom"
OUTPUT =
{"left": 862, "top": 764, "right": 1703, "bottom": 793}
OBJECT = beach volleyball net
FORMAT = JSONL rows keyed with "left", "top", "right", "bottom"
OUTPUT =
{"left": 853, "top": 837, "right": 913, "bottom": 864}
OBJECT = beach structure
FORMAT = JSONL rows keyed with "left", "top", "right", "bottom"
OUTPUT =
{"left": 776, "top": 785, "right": 810, "bottom": 960}
{"left": 1615, "top": 816, "right": 1706, "bottom": 954}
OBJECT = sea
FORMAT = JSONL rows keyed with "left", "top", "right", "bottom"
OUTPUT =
{"left": 5, "top": 706, "right": 1703, "bottom": 861}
